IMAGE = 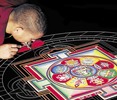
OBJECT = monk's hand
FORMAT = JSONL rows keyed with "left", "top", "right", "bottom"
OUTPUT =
{"left": 0, "top": 44, "right": 19, "bottom": 59}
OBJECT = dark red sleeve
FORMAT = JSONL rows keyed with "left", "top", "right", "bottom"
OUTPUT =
{"left": 0, "top": 0, "right": 28, "bottom": 7}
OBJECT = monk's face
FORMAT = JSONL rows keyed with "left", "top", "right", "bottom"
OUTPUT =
{"left": 12, "top": 29, "right": 43, "bottom": 44}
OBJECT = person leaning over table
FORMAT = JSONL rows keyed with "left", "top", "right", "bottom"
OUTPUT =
{"left": 0, "top": 0, "right": 46, "bottom": 59}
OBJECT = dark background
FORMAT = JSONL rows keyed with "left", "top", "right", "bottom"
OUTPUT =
{"left": 28, "top": 1, "right": 117, "bottom": 35}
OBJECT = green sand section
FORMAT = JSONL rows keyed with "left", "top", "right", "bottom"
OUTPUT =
{"left": 31, "top": 79, "right": 50, "bottom": 90}
{"left": 33, "top": 60, "right": 57, "bottom": 78}
{"left": 31, "top": 79, "right": 74, "bottom": 99}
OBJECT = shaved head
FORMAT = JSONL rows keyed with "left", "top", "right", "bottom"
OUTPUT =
{"left": 11, "top": 4, "right": 46, "bottom": 34}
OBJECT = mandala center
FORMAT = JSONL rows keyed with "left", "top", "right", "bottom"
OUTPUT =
{"left": 70, "top": 65, "right": 97, "bottom": 78}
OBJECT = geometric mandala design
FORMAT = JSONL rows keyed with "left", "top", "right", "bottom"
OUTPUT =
{"left": 1, "top": 31, "right": 117, "bottom": 100}
{"left": 12, "top": 42, "right": 117, "bottom": 100}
